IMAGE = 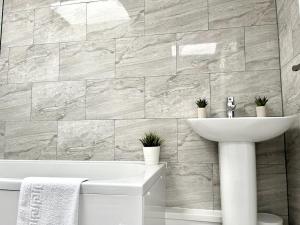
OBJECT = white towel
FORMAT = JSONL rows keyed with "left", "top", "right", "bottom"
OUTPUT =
{"left": 16, "top": 177, "right": 87, "bottom": 225}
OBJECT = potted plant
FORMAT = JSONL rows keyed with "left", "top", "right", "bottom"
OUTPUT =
{"left": 196, "top": 98, "right": 208, "bottom": 118}
{"left": 139, "top": 132, "right": 164, "bottom": 165}
{"left": 255, "top": 96, "right": 268, "bottom": 117}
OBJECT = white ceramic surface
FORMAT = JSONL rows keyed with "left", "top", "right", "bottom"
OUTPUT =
{"left": 143, "top": 146, "right": 161, "bottom": 165}
{"left": 0, "top": 160, "right": 165, "bottom": 225}
{"left": 256, "top": 106, "right": 266, "bottom": 117}
{"left": 187, "top": 116, "right": 297, "bottom": 142}
{"left": 197, "top": 108, "right": 207, "bottom": 118}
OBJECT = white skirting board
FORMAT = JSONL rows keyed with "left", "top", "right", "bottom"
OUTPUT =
{"left": 165, "top": 208, "right": 222, "bottom": 225}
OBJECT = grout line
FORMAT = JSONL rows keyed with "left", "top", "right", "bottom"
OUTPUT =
{"left": 0, "top": 0, "right": 5, "bottom": 55}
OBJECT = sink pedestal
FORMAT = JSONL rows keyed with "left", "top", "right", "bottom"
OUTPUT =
{"left": 219, "top": 142, "right": 257, "bottom": 225}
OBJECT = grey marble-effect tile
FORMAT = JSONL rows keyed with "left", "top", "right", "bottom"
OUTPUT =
{"left": 114, "top": 119, "right": 177, "bottom": 161}
{"left": 34, "top": 4, "right": 86, "bottom": 44}
{"left": 0, "top": 83, "right": 31, "bottom": 121}
{"left": 253, "top": 0, "right": 277, "bottom": 25}
{"left": 293, "top": 24, "right": 300, "bottom": 57}
{"left": 4, "top": 0, "right": 59, "bottom": 12}
{"left": 0, "top": 55, "right": 9, "bottom": 85}
{"left": 257, "top": 164, "right": 288, "bottom": 216}
{"left": 145, "top": 74, "right": 210, "bottom": 118}
{"left": 212, "top": 164, "right": 221, "bottom": 210}
{"left": 166, "top": 163, "right": 213, "bottom": 209}
{"left": 87, "top": 0, "right": 144, "bottom": 40}
{"left": 210, "top": 70, "right": 282, "bottom": 117}
{"left": 178, "top": 119, "right": 218, "bottom": 163}
{"left": 116, "top": 34, "right": 176, "bottom": 77}
{"left": 145, "top": 0, "right": 208, "bottom": 35}
{"left": 0, "top": 122, "right": 4, "bottom": 159}
{"left": 59, "top": 40, "right": 115, "bottom": 81}
{"left": 1, "top": 10, "right": 34, "bottom": 47}
{"left": 177, "top": 28, "right": 245, "bottom": 74}
{"left": 208, "top": 0, "right": 254, "bottom": 29}
{"left": 245, "top": 25, "right": 279, "bottom": 70}
{"left": 4, "top": 121, "right": 57, "bottom": 160}
{"left": 8, "top": 44, "right": 59, "bottom": 83}
{"left": 31, "top": 81, "right": 86, "bottom": 121}
{"left": 86, "top": 78, "right": 144, "bottom": 119}
{"left": 57, "top": 120, "right": 114, "bottom": 160}
{"left": 281, "top": 54, "right": 300, "bottom": 115}
{"left": 256, "top": 135, "right": 285, "bottom": 165}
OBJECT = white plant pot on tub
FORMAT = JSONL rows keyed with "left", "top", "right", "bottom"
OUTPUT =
{"left": 198, "top": 108, "right": 207, "bottom": 118}
{"left": 143, "top": 146, "right": 160, "bottom": 165}
{"left": 256, "top": 106, "right": 266, "bottom": 117}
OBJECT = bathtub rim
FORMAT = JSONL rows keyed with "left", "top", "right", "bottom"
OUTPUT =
{"left": 0, "top": 160, "right": 165, "bottom": 196}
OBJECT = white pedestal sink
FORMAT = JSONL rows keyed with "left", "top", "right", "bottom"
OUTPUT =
{"left": 187, "top": 116, "right": 296, "bottom": 225}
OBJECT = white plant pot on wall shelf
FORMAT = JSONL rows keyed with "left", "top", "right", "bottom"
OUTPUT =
{"left": 256, "top": 106, "right": 266, "bottom": 117}
{"left": 143, "top": 146, "right": 160, "bottom": 165}
{"left": 197, "top": 108, "right": 207, "bottom": 118}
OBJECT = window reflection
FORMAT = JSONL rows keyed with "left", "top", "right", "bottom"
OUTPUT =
{"left": 178, "top": 43, "right": 217, "bottom": 56}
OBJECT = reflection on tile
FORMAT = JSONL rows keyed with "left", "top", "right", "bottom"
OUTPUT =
{"left": 115, "top": 119, "right": 177, "bottom": 161}
{"left": 245, "top": 25, "right": 279, "bottom": 70}
{"left": 87, "top": 0, "right": 144, "bottom": 40}
{"left": 57, "top": 120, "right": 114, "bottom": 160}
{"left": 253, "top": 0, "right": 277, "bottom": 25}
{"left": 8, "top": 44, "right": 59, "bottom": 83}
{"left": 145, "top": 74, "right": 210, "bottom": 118}
{"left": 86, "top": 78, "right": 144, "bottom": 119}
{"left": 1, "top": 10, "right": 34, "bottom": 47}
{"left": 116, "top": 34, "right": 176, "bottom": 77}
{"left": 0, "top": 56, "right": 8, "bottom": 85}
{"left": 257, "top": 164, "right": 288, "bottom": 216}
{"left": 177, "top": 28, "right": 245, "bottom": 74}
{"left": 4, "top": 121, "right": 57, "bottom": 160}
{"left": 178, "top": 119, "right": 218, "bottom": 163}
{"left": 4, "top": 0, "right": 59, "bottom": 12}
{"left": 0, "top": 122, "right": 4, "bottom": 159}
{"left": 281, "top": 54, "right": 300, "bottom": 115}
{"left": 256, "top": 136, "right": 285, "bottom": 165}
{"left": 34, "top": 4, "right": 86, "bottom": 44}
{"left": 208, "top": 0, "right": 254, "bottom": 29}
{"left": 166, "top": 163, "right": 213, "bottom": 209}
{"left": 32, "top": 81, "right": 85, "bottom": 121}
{"left": 145, "top": 0, "right": 208, "bottom": 34}
{"left": 60, "top": 40, "right": 115, "bottom": 81}
{"left": 0, "top": 83, "right": 31, "bottom": 121}
{"left": 210, "top": 70, "right": 282, "bottom": 117}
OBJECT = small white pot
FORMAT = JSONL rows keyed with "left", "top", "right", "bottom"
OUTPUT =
{"left": 197, "top": 108, "right": 207, "bottom": 118}
{"left": 143, "top": 146, "right": 160, "bottom": 165}
{"left": 256, "top": 106, "right": 266, "bottom": 117}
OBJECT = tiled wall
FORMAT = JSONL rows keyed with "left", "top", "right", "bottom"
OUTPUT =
{"left": 277, "top": 0, "right": 300, "bottom": 224}
{"left": 0, "top": 0, "right": 287, "bottom": 216}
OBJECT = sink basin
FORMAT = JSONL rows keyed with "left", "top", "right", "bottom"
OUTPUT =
{"left": 186, "top": 115, "right": 297, "bottom": 225}
{"left": 187, "top": 116, "right": 297, "bottom": 142}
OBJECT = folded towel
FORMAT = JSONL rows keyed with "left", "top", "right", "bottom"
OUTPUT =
{"left": 16, "top": 177, "right": 87, "bottom": 225}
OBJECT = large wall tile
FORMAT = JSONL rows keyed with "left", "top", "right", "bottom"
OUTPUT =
{"left": 145, "top": 0, "right": 208, "bottom": 34}
{"left": 1, "top": 10, "right": 34, "bottom": 47}
{"left": 208, "top": 0, "right": 254, "bottom": 29}
{"left": 32, "top": 81, "right": 85, "bottom": 121}
{"left": 116, "top": 34, "right": 176, "bottom": 77}
{"left": 0, "top": 55, "right": 8, "bottom": 85}
{"left": 210, "top": 70, "right": 282, "bottom": 117}
{"left": 257, "top": 164, "right": 288, "bottom": 216}
{"left": 86, "top": 78, "right": 144, "bottom": 119}
{"left": 253, "top": 0, "right": 277, "bottom": 25}
{"left": 87, "top": 0, "right": 144, "bottom": 40}
{"left": 212, "top": 164, "right": 221, "bottom": 210}
{"left": 166, "top": 163, "right": 213, "bottom": 209}
{"left": 4, "top": 121, "right": 57, "bottom": 160}
{"left": 177, "top": 28, "right": 245, "bottom": 74}
{"left": 8, "top": 44, "right": 59, "bottom": 83}
{"left": 178, "top": 119, "right": 218, "bottom": 163}
{"left": 245, "top": 25, "right": 279, "bottom": 70}
{"left": 145, "top": 74, "right": 210, "bottom": 118}
{"left": 281, "top": 54, "right": 300, "bottom": 115}
{"left": 4, "top": 0, "right": 59, "bottom": 12}
{"left": 57, "top": 120, "right": 114, "bottom": 160}
{"left": 0, "top": 83, "right": 31, "bottom": 121}
{"left": 0, "top": 122, "right": 4, "bottom": 159}
{"left": 60, "top": 40, "right": 115, "bottom": 81}
{"left": 34, "top": 4, "right": 86, "bottom": 44}
{"left": 115, "top": 119, "right": 177, "bottom": 161}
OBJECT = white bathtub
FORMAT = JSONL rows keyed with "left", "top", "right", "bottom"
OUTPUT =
{"left": 0, "top": 160, "right": 166, "bottom": 225}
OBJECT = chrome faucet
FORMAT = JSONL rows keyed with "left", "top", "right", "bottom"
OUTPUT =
{"left": 227, "top": 97, "right": 236, "bottom": 118}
